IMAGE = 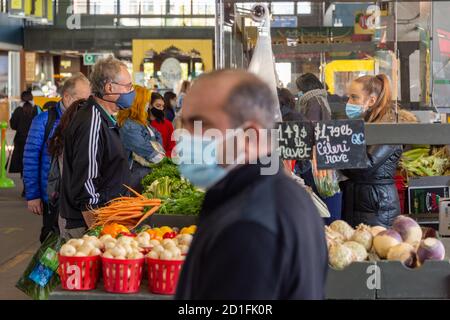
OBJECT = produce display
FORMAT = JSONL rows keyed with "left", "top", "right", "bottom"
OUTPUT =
{"left": 141, "top": 158, "right": 205, "bottom": 216}
{"left": 57, "top": 224, "right": 196, "bottom": 294}
{"left": 90, "top": 186, "right": 161, "bottom": 230}
{"left": 400, "top": 147, "right": 450, "bottom": 177}
{"left": 326, "top": 217, "right": 446, "bottom": 270}
{"left": 60, "top": 235, "right": 103, "bottom": 257}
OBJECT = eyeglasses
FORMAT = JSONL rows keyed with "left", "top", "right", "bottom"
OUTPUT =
{"left": 111, "top": 81, "right": 133, "bottom": 91}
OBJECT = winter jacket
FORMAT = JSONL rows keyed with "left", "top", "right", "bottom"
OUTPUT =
{"left": 119, "top": 119, "right": 165, "bottom": 193}
{"left": 9, "top": 106, "right": 37, "bottom": 173}
{"left": 150, "top": 119, "right": 176, "bottom": 158}
{"left": 60, "top": 97, "right": 131, "bottom": 229}
{"left": 297, "top": 89, "right": 332, "bottom": 122}
{"left": 341, "top": 108, "right": 418, "bottom": 228}
{"left": 176, "top": 163, "right": 328, "bottom": 299}
{"left": 23, "top": 103, "right": 63, "bottom": 201}
{"left": 341, "top": 144, "right": 403, "bottom": 228}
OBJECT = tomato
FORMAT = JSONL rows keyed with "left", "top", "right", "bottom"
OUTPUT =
{"left": 163, "top": 232, "right": 177, "bottom": 239}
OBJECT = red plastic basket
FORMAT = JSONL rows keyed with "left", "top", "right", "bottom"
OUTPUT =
{"left": 58, "top": 254, "right": 101, "bottom": 291}
{"left": 147, "top": 258, "right": 184, "bottom": 295}
{"left": 101, "top": 256, "right": 144, "bottom": 294}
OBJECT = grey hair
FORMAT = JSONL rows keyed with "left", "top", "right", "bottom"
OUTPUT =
{"left": 223, "top": 77, "right": 277, "bottom": 129}
{"left": 61, "top": 72, "right": 89, "bottom": 96}
{"left": 89, "top": 56, "right": 127, "bottom": 96}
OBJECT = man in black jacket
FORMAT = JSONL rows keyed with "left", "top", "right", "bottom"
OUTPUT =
{"left": 175, "top": 70, "right": 328, "bottom": 300}
{"left": 59, "top": 57, "right": 133, "bottom": 238}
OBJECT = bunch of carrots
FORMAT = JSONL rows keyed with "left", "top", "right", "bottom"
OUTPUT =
{"left": 90, "top": 186, "right": 161, "bottom": 230}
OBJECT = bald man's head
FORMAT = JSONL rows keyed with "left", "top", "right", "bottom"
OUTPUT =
{"left": 182, "top": 69, "right": 276, "bottom": 134}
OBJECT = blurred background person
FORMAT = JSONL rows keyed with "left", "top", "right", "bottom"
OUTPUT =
{"left": 296, "top": 73, "right": 331, "bottom": 121}
{"left": 9, "top": 90, "right": 38, "bottom": 196}
{"left": 148, "top": 92, "right": 176, "bottom": 158}
{"left": 118, "top": 86, "right": 165, "bottom": 193}
{"left": 176, "top": 80, "right": 191, "bottom": 113}
{"left": 277, "top": 87, "right": 305, "bottom": 122}
{"left": 163, "top": 91, "right": 177, "bottom": 122}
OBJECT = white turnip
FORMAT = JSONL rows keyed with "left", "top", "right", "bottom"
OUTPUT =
{"left": 386, "top": 243, "right": 416, "bottom": 268}
{"left": 330, "top": 220, "right": 354, "bottom": 240}
{"left": 343, "top": 241, "right": 368, "bottom": 262}
{"left": 373, "top": 230, "right": 402, "bottom": 259}
{"left": 351, "top": 225, "right": 373, "bottom": 251}
{"left": 392, "top": 215, "right": 423, "bottom": 245}
{"left": 328, "top": 243, "right": 354, "bottom": 270}
{"left": 417, "top": 238, "right": 446, "bottom": 265}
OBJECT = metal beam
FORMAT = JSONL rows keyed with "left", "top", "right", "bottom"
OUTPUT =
{"left": 273, "top": 42, "right": 377, "bottom": 55}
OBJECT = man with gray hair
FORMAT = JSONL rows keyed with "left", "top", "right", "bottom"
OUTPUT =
{"left": 175, "top": 70, "right": 328, "bottom": 299}
{"left": 59, "top": 56, "right": 133, "bottom": 238}
{"left": 23, "top": 72, "right": 91, "bottom": 242}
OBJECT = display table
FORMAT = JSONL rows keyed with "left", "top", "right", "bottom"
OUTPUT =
{"left": 50, "top": 281, "right": 173, "bottom": 300}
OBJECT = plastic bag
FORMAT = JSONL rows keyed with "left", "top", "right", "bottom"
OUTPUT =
{"left": 312, "top": 152, "right": 340, "bottom": 199}
{"left": 16, "top": 232, "right": 65, "bottom": 300}
{"left": 248, "top": 10, "right": 282, "bottom": 122}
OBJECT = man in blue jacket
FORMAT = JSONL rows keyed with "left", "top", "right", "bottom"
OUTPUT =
{"left": 23, "top": 73, "right": 91, "bottom": 243}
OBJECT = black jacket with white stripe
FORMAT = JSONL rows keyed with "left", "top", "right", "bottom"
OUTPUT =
{"left": 60, "top": 97, "right": 131, "bottom": 229}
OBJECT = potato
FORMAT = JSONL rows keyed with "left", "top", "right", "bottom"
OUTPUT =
{"left": 147, "top": 250, "right": 159, "bottom": 259}
{"left": 78, "top": 243, "right": 94, "bottom": 256}
{"left": 160, "top": 250, "right": 174, "bottom": 261}
{"left": 100, "top": 234, "right": 114, "bottom": 243}
{"left": 149, "top": 239, "right": 160, "bottom": 246}
{"left": 178, "top": 234, "right": 193, "bottom": 246}
{"left": 60, "top": 244, "right": 77, "bottom": 257}
{"left": 75, "top": 251, "right": 88, "bottom": 257}
{"left": 102, "top": 251, "right": 114, "bottom": 259}
{"left": 104, "top": 241, "right": 116, "bottom": 250}
{"left": 90, "top": 248, "right": 102, "bottom": 256}
{"left": 153, "top": 245, "right": 165, "bottom": 254}
{"left": 137, "top": 232, "right": 150, "bottom": 242}
{"left": 67, "top": 238, "right": 84, "bottom": 248}
{"left": 111, "top": 245, "right": 127, "bottom": 258}
{"left": 169, "top": 247, "right": 182, "bottom": 258}
{"left": 178, "top": 245, "right": 189, "bottom": 255}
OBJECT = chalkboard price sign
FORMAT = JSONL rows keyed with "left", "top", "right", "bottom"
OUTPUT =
{"left": 314, "top": 120, "right": 368, "bottom": 170}
{"left": 276, "top": 121, "right": 314, "bottom": 160}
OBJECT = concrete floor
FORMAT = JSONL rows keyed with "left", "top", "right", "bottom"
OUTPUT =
{"left": 0, "top": 172, "right": 41, "bottom": 299}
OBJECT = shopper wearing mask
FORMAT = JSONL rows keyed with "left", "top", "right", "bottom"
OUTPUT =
{"left": 9, "top": 90, "right": 37, "bottom": 196}
{"left": 60, "top": 57, "right": 132, "bottom": 238}
{"left": 23, "top": 74, "right": 91, "bottom": 242}
{"left": 163, "top": 91, "right": 177, "bottom": 122}
{"left": 117, "top": 85, "right": 165, "bottom": 193}
{"left": 278, "top": 87, "right": 305, "bottom": 122}
{"left": 175, "top": 70, "right": 327, "bottom": 300}
{"left": 341, "top": 74, "right": 418, "bottom": 228}
{"left": 149, "top": 92, "right": 176, "bottom": 158}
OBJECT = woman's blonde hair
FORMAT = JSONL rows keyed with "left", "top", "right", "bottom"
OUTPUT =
{"left": 354, "top": 74, "right": 393, "bottom": 123}
{"left": 117, "top": 85, "right": 150, "bottom": 127}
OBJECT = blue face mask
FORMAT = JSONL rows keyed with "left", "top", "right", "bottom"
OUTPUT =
{"left": 115, "top": 90, "right": 136, "bottom": 110}
{"left": 175, "top": 133, "right": 227, "bottom": 190}
{"left": 297, "top": 91, "right": 304, "bottom": 98}
{"left": 345, "top": 103, "right": 364, "bottom": 119}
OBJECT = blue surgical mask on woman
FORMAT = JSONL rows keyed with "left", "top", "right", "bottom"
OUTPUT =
{"left": 345, "top": 103, "right": 364, "bottom": 119}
